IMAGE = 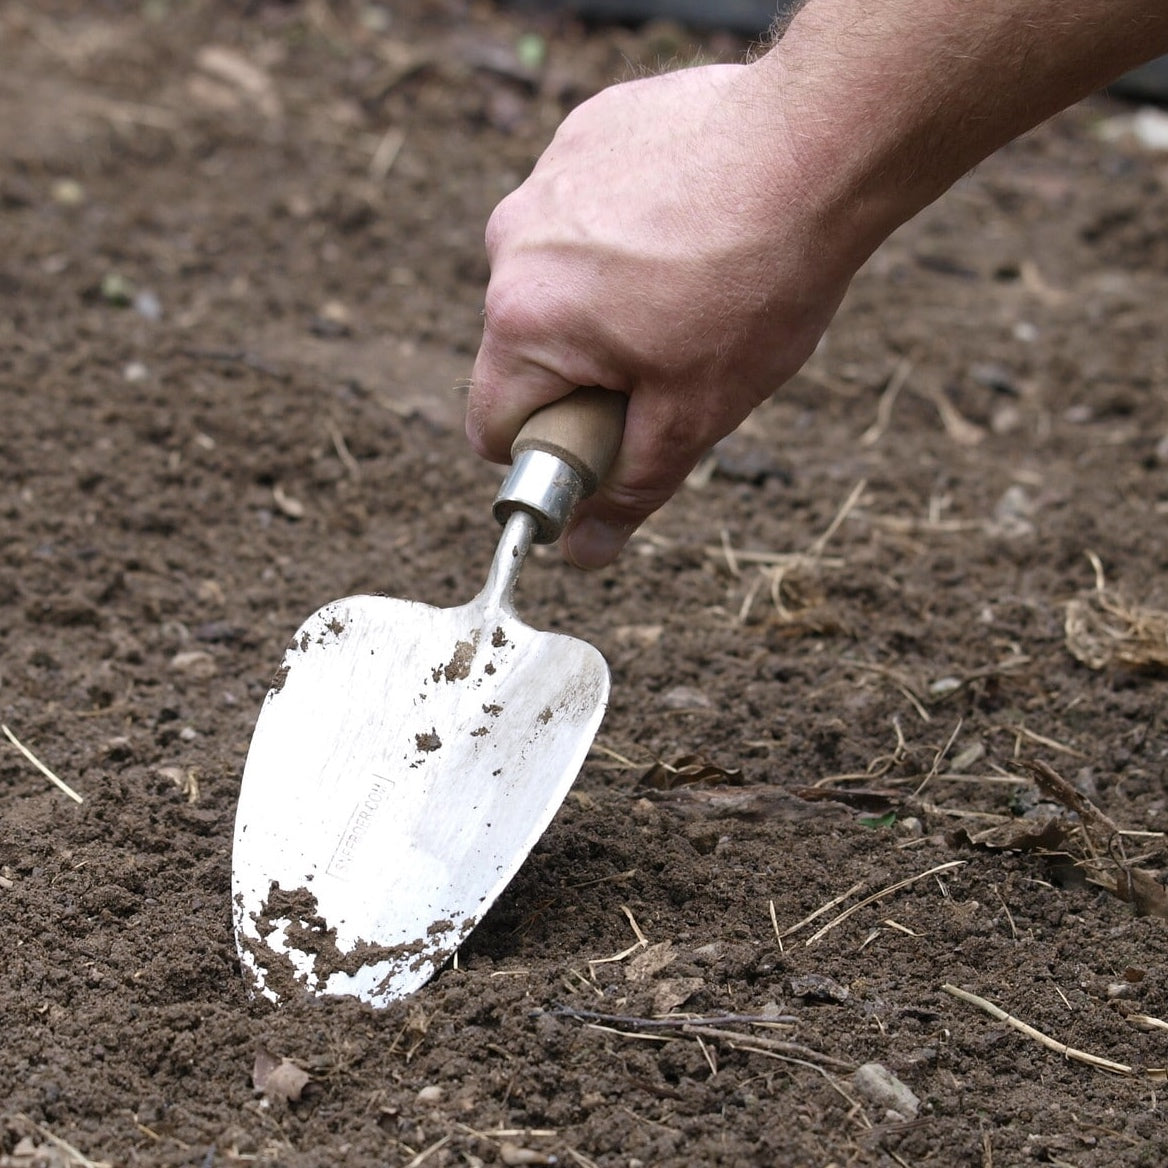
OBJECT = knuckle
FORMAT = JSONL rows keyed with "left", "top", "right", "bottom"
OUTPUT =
{"left": 482, "top": 276, "right": 549, "bottom": 347}
{"left": 483, "top": 198, "right": 512, "bottom": 260}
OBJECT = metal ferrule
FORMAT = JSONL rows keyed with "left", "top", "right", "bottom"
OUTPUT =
{"left": 492, "top": 448, "right": 584, "bottom": 545}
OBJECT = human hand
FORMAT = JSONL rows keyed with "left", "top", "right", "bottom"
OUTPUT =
{"left": 467, "top": 60, "right": 871, "bottom": 569}
{"left": 467, "top": 0, "right": 1168, "bottom": 570}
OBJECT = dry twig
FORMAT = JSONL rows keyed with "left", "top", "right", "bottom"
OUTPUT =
{"left": 942, "top": 984, "right": 1167, "bottom": 1080}
{"left": 805, "top": 861, "right": 965, "bottom": 945}
{"left": 860, "top": 356, "right": 913, "bottom": 447}
{"left": 11, "top": 1116, "right": 109, "bottom": 1168}
{"left": 2, "top": 723, "right": 83, "bottom": 803}
{"left": 1065, "top": 552, "right": 1168, "bottom": 671}
{"left": 587, "top": 906, "right": 649, "bottom": 973}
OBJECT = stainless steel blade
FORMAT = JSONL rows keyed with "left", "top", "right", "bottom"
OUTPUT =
{"left": 231, "top": 511, "right": 608, "bottom": 1007}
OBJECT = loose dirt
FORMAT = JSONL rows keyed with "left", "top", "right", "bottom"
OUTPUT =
{"left": 3, "top": 3, "right": 1168, "bottom": 1166}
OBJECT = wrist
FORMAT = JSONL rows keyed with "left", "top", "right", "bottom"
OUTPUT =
{"left": 731, "top": 52, "right": 911, "bottom": 285}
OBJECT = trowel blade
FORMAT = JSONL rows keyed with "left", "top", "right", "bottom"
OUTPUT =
{"left": 231, "top": 592, "right": 608, "bottom": 1007}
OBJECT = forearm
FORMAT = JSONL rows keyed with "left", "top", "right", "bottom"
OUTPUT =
{"left": 756, "top": 0, "right": 1168, "bottom": 249}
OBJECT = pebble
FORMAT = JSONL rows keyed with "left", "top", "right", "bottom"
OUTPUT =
{"left": 790, "top": 973, "right": 850, "bottom": 1003}
{"left": 499, "top": 1144, "right": 555, "bottom": 1167}
{"left": 659, "top": 685, "right": 712, "bottom": 710}
{"left": 50, "top": 178, "right": 85, "bottom": 206}
{"left": 169, "top": 649, "right": 218, "bottom": 678}
{"left": 852, "top": 1062, "right": 921, "bottom": 1120}
{"left": 992, "top": 484, "right": 1036, "bottom": 537}
{"left": 134, "top": 290, "right": 162, "bottom": 321}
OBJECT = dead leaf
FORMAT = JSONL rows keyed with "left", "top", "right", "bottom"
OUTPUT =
{"left": 653, "top": 977, "right": 704, "bottom": 1014}
{"left": 626, "top": 941, "right": 676, "bottom": 982}
{"left": 1066, "top": 597, "right": 1130, "bottom": 670}
{"left": 7, "top": 1137, "right": 73, "bottom": 1168}
{"left": 795, "top": 785, "right": 898, "bottom": 813}
{"left": 253, "top": 1047, "right": 310, "bottom": 1103}
{"left": 955, "top": 815, "right": 1074, "bottom": 854}
{"left": 641, "top": 784, "right": 833, "bottom": 824}
{"left": 1114, "top": 866, "right": 1168, "bottom": 921}
{"left": 640, "top": 754, "right": 742, "bottom": 791}
{"left": 790, "top": 973, "right": 849, "bottom": 1003}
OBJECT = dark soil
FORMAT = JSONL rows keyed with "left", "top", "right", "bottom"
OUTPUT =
{"left": 4, "top": 3, "right": 1168, "bottom": 1166}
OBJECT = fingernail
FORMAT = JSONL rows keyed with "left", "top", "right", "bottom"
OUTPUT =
{"left": 563, "top": 518, "right": 632, "bottom": 570}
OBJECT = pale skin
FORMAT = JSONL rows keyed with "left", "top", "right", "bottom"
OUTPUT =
{"left": 467, "top": 0, "right": 1168, "bottom": 569}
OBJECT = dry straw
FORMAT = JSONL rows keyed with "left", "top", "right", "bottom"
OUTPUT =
{"left": 2, "top": 723, "right": 83, "bottom": 803}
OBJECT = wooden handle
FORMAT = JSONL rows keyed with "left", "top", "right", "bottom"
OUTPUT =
{"left": 510, "top": 387, "right": 627, "bottom": 498}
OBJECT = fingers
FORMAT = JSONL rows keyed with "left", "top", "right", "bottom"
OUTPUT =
{"left": 467, "top": 342, "right": 579, "bottom": 467}
{"left": 468, "top": 255, "right": 624, "bottom": 465}
{"left": 561, "top": 388, "right": 720, "bottom": 570}
{"left": 473, "top": 324, "right": 718, "bottom": 569}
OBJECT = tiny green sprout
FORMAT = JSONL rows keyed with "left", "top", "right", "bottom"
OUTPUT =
{"left": 858, "top": 811, "right": 898, "bottom": 830}
{"left": 100, "top": 272, "right": 135, "bottom": 307}
{"left": 516, "top": 33, "right": 546, "bottom": 72}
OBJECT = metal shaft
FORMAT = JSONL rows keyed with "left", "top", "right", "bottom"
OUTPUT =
{"left": 480, "top": 509, "right": 537, "bottom": 616}
{"left": 492, "top": 449, "right": 585, "bottom": 546}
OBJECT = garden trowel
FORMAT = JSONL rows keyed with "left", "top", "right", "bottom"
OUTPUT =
{"left": 231, "top": 388, "right": 625, "bottom": 1007}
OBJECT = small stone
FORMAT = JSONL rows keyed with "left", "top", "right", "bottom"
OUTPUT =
{"left": 416, "top": 1084, "right": 444, "bottom": 1104}
{"left": 50, "top": 178, "right": 85, "bottom": 206}
{"left": 991, "top": 402, "right": 1022, "bottom": 434}
{"left": 134, "top": 289, "right": 162, "bottom": 321}
{"left": 499, "top": 1144, "right": 554, "bottom": 1167}
{"left": 852, "top": 1062, "right": 921, "bottom": 1120}
{"left": 1101, "top": 108, "right": 1168, "bottom": 151}
{"left": 950, "top": 741, "right": 986, "bottom": 771}
{"left": 969, "top": 361, "right": 1019, "bottom": 395}
{"left": 360, "top": 4, "right": 391, "bottom": 32}
{"left": 516, "top": 33, "right": 546, "bottom": 70}
{"left": 613, "top": 624, "right": 662, "bottom": 649}
{"left": 660, "top": 685, "right": 712, "bottom": 710}
{"left": 272, "top": 485, "right": 305, "bottom": 519}
{"left": 169, "top": 649, "right": 217, "bottom": 678}
{"left": 790, "top": 973, "right": 849, "bottom": 1003}
{"left": 992, "top": 484, "right": 1036, "bottom": 537}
